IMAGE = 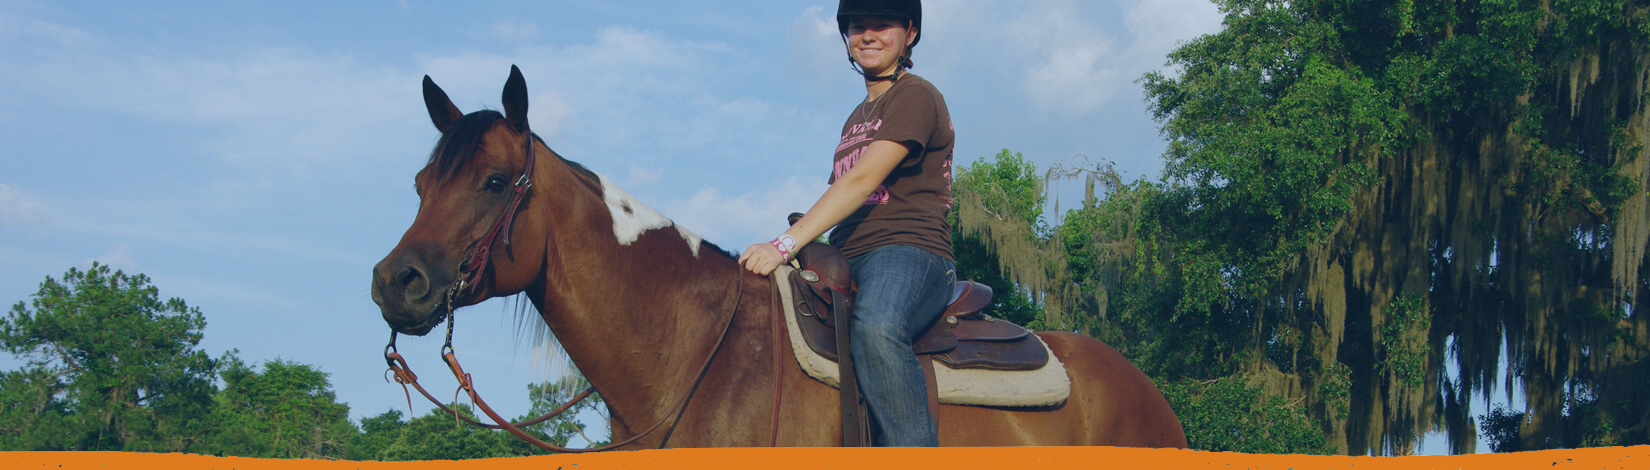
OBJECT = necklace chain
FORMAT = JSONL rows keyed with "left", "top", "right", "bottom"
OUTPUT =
{"left": 860, "top": 76, "right": 898, "bottom": 124}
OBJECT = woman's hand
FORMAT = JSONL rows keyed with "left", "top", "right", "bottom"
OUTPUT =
{"left": 739, "top": 242, "right": 788, "bottom": 276}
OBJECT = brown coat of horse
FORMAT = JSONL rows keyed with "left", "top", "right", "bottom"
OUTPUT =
{"left": 371, "top": 66, "right": 1187, "bottom": 449}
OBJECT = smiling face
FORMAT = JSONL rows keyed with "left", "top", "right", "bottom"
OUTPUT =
{"left": 845, "top": 15, "right": 917, "bottom": 78}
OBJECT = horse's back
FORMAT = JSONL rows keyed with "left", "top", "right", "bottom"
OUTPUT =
{"left": 936, "top": 331, "right": 1187, "bottom": 448}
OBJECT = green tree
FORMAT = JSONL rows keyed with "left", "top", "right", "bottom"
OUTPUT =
{"left": 0, "top": 367, "right": 76, "bottom": 450}
{"left": 521, "top": 373, "right": 609, "bottom": 448}
{"left": 950, "top": 149, "right": 1052, "bottom": 328}
{"left": 2, "top": 264, "right": 614, "bottom": 460}
{"left": 1479, "top": 405, "right": 1526, "bottom": 453}
{"left": 952, "top": 0, "right": 1650, "bottom": 454}
{"left": 1480, "top": 389, "right": 1627, "bottom": 453}
{"left": 1119, "top": 0, "right": 1650, "bottom": 455}
{"left": 349, "top": 409, "right": 407, "bottom": 460}
{"left": 206, "top": 352, "right": 356, "bottom": 459}
{"left": 368, "top": 403, "right": 545, "bottom": 461}
{"left": 1161, "top": 377, "right": 1337, "bottom": 454}
{"left": 0, "top": 263, "right": 215, "bottom": 452}
{"left": 351, "top": 375, "right": 605, "bottom": 461}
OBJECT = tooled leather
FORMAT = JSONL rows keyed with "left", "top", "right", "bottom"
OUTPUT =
{"left": 795, "top": 243, "right": 853, "bottom": 296}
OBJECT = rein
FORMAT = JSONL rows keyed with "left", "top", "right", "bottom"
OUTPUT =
{"left": 383, "top": 271, "right": 743, "bottom": 452}
{"left": 382, "top": 126, "right": 752, "bottom": 451}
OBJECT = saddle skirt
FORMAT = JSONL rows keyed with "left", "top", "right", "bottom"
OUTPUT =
{"left": 775, "top": 265, "right": 1071, "bottom": 407}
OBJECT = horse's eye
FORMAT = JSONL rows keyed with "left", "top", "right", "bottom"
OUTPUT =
{"left": 485, "top": 176, "right": 508, "bottom": 193}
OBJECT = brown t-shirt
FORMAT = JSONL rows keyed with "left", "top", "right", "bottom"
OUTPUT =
{"left": 828, "top": 74, "right": 955, "bottom": 262}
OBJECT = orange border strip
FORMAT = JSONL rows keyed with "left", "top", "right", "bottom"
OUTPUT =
{"left": 8, "top": 446, "right": 1649, "bottom": 469}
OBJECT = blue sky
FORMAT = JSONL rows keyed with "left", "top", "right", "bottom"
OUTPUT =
{"left": 0, "top": 0, "right": 1502, "bottom": 455}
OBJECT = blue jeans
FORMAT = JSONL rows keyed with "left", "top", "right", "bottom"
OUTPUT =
{"left": 847, "top": 244, "right": 956, "bottom": 447}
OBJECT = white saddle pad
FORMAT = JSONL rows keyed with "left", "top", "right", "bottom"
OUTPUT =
{"left": 774, "top": 266, "right": 1070, "bottom": 407}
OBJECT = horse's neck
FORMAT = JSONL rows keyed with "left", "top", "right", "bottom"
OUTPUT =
{"left": 534, "top": 170, "right": 739, "bottom": 437}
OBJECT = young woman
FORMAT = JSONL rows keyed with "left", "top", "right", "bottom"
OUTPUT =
{"left": 739, "top": 0, "right": 954, "bottom": 447}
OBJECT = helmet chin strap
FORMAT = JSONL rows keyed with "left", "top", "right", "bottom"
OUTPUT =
{"left": 862, "top": 69, "right": 900, "bottom": 82}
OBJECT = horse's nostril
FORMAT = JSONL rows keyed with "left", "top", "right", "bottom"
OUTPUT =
{"left": 398, "top": 266, "right": 429, "bottom": 299}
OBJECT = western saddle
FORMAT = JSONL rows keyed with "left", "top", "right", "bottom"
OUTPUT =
{"left": 783, "top": 214, "right": 1048, "bottom": 446}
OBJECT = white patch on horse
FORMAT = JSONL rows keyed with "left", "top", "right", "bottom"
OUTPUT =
{"left": 675, "top": 225, "right": 703, "bottom": 257}
{"left": 597, "top": 173, "right": 703, "bottom": 257}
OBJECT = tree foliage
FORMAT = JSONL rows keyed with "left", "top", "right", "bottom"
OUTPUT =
{"left": 0, "top": 263, "right": 215, "bottom": 452}
{"left": 360, "top": 404, "right": 541, "bottom": 461}
{"left": 950, "top": 149, "right": 1052, "bottom": 328}
{"left": 521, "top": 373, "right": 609, "bottom": 449}
{"left": 1127, "top": 0, "right": 1650, "bottom": 454}
{"left": 955, "top": 0, "right": 1650, "bottom": 456}
{"left": 0, "top": 264, "right": 611, "bottom": 460}
{"left": 207, "top": 353, "right": 356, "bottom": 458}
{"left": 1161, "top": 377, "right": 1337, "bottom": 454}
{"left": 956, "top": 151, "right": 1339, "bottom": 453}
{"left": 348, "top": 376, "right": 608, "bottom": 461}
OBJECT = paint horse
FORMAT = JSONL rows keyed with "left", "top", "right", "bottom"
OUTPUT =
{"left": 371, "top": 66, "right": 1188, "bottom": 448}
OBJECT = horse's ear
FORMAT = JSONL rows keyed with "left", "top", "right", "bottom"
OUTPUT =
{"left": 501, "top": 65, "right": 529, "bottom": 133}
{"left": 423, "top": 75, "right": 463, "bottom": 133}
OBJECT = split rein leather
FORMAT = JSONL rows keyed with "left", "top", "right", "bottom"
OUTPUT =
{"left": 381, "top": 128, "right": 753, "bottom": 452}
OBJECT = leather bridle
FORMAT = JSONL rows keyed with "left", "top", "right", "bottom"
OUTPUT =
{"left": 453, "top": 126, "right": 537, "bottom": 301}
{"left": 381, "top": 126, "right": 750, "bottom": 452}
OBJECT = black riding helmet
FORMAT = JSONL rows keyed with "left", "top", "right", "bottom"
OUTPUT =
{"left": 837, "top": 0, "right": 921, "bottom": 47}
{"left": 837, "top": 0, "right": 921, "bottom": 80}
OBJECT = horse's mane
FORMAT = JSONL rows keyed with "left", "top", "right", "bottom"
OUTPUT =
{"left": 426, "top": 110, "right": 599, "bottom": 184}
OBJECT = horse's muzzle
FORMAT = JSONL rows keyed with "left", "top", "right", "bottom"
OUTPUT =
{"left": 372, "top": 247, "right": 453, "bottom": 336}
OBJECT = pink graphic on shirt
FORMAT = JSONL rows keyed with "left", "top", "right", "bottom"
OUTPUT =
{"left": 867, "top": 186, "right": 890, "bottom": 204}
{"left": 836, "top": 118, "right": 890, "bottom": 205}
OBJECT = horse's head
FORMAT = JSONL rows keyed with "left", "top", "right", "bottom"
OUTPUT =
{"left": 372, "top": 66, "right": 556, "bottom": 335}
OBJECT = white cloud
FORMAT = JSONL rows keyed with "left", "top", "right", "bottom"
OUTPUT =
{"left": 2, "top": 15, "right": 94, "bottom": 49}
{"left": 87, "top": 242, "right": 139, "bottom": 271}
{"left": 528, "top": 88, "right": 577, "bottom": 142}
{"left": 492, "top": 19, "right": 541, "bottom": 43}
{"left": 590, "top": 26, "right": 697, "bottom": 67}
{"left": 1008, "top": 2, "right": 1121, "bottom": 115}
{"left": 624, "top": 163, "right": 663, "bottom": 187}
{"left": 658, "top": 177, "right": 830, "bottom": 248}
{"left": 1025, "top": 41, "right": 1119, "bottom": 114}
{"left": 0, "top": 16, "right": 427, "bottom": 178}
{"left": 786, "top": 6, "right": 847, "bottom": 90}
{"left": 1124, "top": 0, "right": 1226, "bottom": 64}
{"left": 0, "top": 184, "right": 49, "bottom": 232}
{"left": 915, "top": 0, "right": 1222, "bottom": 116}
{"left": 417, "top": 26, "right": 748, "bottom": 150}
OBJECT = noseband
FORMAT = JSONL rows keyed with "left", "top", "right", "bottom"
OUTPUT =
{"left": 382, "top": 127, "right": 748, "bottom": 452}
